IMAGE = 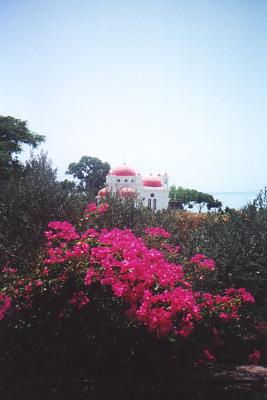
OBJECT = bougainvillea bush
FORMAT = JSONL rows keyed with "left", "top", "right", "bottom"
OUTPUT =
{"left": 0, "top": 202, "right": 265, "bottom": 387}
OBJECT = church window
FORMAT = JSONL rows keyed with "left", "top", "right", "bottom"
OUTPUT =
{"left": 151, "top": 193, "right": 154, "bottom": 197}
{"left": 125, "top": 179, "right": 128, "bottom": 182}
{"left": 117, "top": 179, "right": 120, "bottom": 182}
{"left": 148, "top": 199, "right": 151, "bottom": 209}
{"left": 153, "top": 199, "right": 157, "bottom": 210}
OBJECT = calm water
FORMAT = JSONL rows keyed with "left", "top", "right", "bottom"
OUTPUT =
{"left": 210, "top": 191, "right": 259, "bottom": 210}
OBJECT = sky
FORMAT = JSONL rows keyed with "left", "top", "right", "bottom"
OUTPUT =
{"left": 0, "top": 0, "right": 267, "bottom": 192}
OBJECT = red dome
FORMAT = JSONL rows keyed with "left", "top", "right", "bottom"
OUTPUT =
{"left": 98, "top": 188, "right": 108, "bottom": 197}
{"left": 119, "top": 187, "right": 136, "bottom": 197}
{"left": 111, "top": 165, "right": 136, "bottom": 176}
{"left": 142, "top": 176, "right": 163, "bottom": 187}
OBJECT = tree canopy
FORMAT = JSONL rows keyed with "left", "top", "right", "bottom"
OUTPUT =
{"left": 66, "top": 156, "right": 110, "bottom": 194}
{"left": 0, "top": 116, "right": 45, "bottom": 180}
{"left": 169, "top": 185, "right": 222, "bottom": 212}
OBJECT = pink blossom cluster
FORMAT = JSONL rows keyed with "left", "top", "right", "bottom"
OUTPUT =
{"left": 160, "top": 242, "right": 181, "bottom": 255}
{"left": 98, "top": 202, "right": 109, "bottom": 214}
{"left": 225, "top": 287, "right": 255, "bottom": 304}
{"left": 79, "top": 228, "right": 255, "bottom": 338}
{"left": 70, "top": 291, "right": 90, "bottom": 309}
{"left": 2, "top": 263, "right": 17, "bottom": 274}
{"left": 199, "top": 289, "right": 255, "bottom": 321}
{"left": 0, "top": 206, "right": 258, "bottom": 364}
{"left": 85, "top": 203, "right": 98, "bottom": 213}
{"left": 202, "top": 348, "right": 216, "bottom": 362}
{"left": 45, "top": 221, "right": 80, "bottom": 242}
{"left": 0, "top": 293, "right": 11, "bottom": 320}
{"left": 40, "top": 218, "right": 256, "bottom": 341}
{"left": 85, "top": 228, "right": 199, "bottom": 337}
{"left": 44, "top": 241, "right": 90, "bottom": 265}
{"left": 84, "top": 202, "right": 109, "bottom": 218}
{"left": 255, "top": 321, "right": 267, "bottom": 332}
{"left": 190, "top": 253, "right": 215, "bottom": 271}
{"left": 144, "top": 227, "right": 171, "bottom": 238}
{"left": 197, "top": 287, "right": 255, "bottom": 321}
{"left": 248, "top": 349, "right": 261, "bottom": 364}
{"left": 44, "top": 221, "right": 91, "bottom": 264}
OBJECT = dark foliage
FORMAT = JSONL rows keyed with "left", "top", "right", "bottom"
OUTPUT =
{"left": 95, "top": 195, "right": 180, "bottom": 238}
{"left": 0, "top": 153, "right": 92, "bottom": 269}
{"left": 186, "top": 188, "right": 267, "bottom": 317}
{"left": 169, "top": 185, "right": 222, "bottom": 212}
{"left": 66, "top": 155, "right": 110, "bottom": 195}
{"left": 0, "top": 116, "right": 44, "bottom": 182}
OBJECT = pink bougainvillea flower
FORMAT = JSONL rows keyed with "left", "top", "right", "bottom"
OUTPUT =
{"left": 0, "top": 293, "right": 11, "bottom": 320}
{"left": 190, "top": 254, "right": 215, "bottom": 271}
{"left": 98, "top": 202, "right": 109, "bottom": 214}
{"left": 190, "top": 254, "right": 206, "bottom": 263}
{"left": 248, "top": 349, "right": 261, "bottom": 364}
{"left": 85, "top": 267, "right": 98, "bottom": 286}
{"left": 70, "top": 291, "right": 89, "bottom": 309}
{"left": 203, "top": 348, "right": 216, "bottom": 362}
{"left": 85, "top": 203, "right": 97, "bottom": 214}
{"left": 2, "top": 263, "right": 17, "bottom": 274}
{"left": 160, "top": 242, "right": 181, "bottom": 254}
{"left": 255, "top": 321, "right": 267, "bottom": 332}
{"left": 81, "top": 228, "right": 99, "bottom": 239}
{"left": 144, "top": 227, "right": 171, "bottom": 238}
{"left": 237, "top": 288, "right": 255, "bottom": 304}
{"left": 2, "top": 206, "right": 258, "bottom": 367}
{"left": 42, "top": 267, "right": 49, "bottom": 276}
{"left": 45, "top": 221, "right": 79, "bottom": 242}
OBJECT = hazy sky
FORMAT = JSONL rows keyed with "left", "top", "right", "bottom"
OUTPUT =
{"left": 1, "top": 0, "right": 267, "bottom": 192}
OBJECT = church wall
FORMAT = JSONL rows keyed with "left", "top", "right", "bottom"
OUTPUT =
{"left": 103, "top": 168, "right": 169, "bottom": 210}
{"left": 140, "top": 188, "right": 169, "bottom": 210}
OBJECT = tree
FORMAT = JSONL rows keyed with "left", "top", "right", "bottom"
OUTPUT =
{"left": 0, "top": 116, "right": 45, "bottom": 181}
{"left": 206, "top": 198, "right": 223, "bottom": 211}
{"left": 169, "top": 185, "right": 222, "bottom": 212}
{"left": 66, "top": 156, "right": 110, "bottom": 195}
{"left": 0, "top": 153, "right": 90, "bottom": 269}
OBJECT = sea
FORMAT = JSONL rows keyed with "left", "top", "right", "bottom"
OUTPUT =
{"left": 209, "top": 191, "right": 259, "bottom": 210}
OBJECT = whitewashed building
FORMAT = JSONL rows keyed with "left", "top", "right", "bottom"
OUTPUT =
{"left": 97, "top": 164, "right": 169, "bottom": 210}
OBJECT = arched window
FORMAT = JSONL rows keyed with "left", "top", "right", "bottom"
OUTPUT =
{"left": 153, "top": 198, "right": 157, "bottom": 210}
{"left": 148, "top": 199, "right": 151, "bottom": 209}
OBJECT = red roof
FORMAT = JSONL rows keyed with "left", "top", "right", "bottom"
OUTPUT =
{"left": 142, "top": 176, "right": 163, "bottom": 187}
{"left": 111, "top": 165, "right": 136, "bottom": 176}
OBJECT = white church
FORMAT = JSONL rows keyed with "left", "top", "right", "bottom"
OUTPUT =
{"left": 97, "top": 164, "right": 169, "bottom": 210}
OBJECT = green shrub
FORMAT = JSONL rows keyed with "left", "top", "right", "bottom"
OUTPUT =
{"left": 0, "top": 153, "right": 92, "bottom": 270}
{"left": 187, "top": 189, "right": 267, "bottom": 316}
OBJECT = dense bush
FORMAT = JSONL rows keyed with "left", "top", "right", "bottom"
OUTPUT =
{"left": 93, "top": 196, "right": 188, "bottom": 252}
{"left": 0, "top": 202, "right": 263, "bottom": 391}
{"left": 185, "top": 189, "right": 267, "bottom": 360}
{"left": 173, "top": 211, "right": 207, "bottom": 249}
{"left": 0, "top": 153, "right": 92, "bottom": 270}
{"left": 1, "top": 186, "right": 267, "bottom": 399}
{"left": 186, "top": 189, "right": 267, "bottom": 310}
